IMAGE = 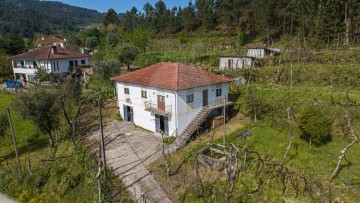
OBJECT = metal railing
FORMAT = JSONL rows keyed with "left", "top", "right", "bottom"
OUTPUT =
{"left": 206, "top": 98, "right": 233, "bottom": 109}
{"left": 144, "top": 101, "right": 172, "bottom": 116}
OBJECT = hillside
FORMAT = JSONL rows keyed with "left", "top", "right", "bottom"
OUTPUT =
{"left": 0, "top": 0, "right": 103, "bottom": 38}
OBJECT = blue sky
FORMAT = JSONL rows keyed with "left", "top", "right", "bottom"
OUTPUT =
{"left": 54, "top": 0, "right": 191, "bottom": 13}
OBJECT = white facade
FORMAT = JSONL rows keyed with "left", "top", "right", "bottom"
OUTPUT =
{"left": 12, "top": 57, "right": 90, "bottom": 82}
{"left": 116, "top": 82, "right": 229, "bottom": 136}
{"left": 247, "top": 48, "right": 266, "bottom": 59}
{"left": 219, "top": 57, "right": 254, "bottom": 69}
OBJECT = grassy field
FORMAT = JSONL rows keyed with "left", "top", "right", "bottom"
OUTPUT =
{"left": 149, "top": 61, "right": 360, "bottom": 202}
{"left": 0, "top": 92, "right": 130, "bottom": 203}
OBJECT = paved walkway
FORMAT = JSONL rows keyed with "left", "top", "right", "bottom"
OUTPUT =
{"left": 88, "top": 121, "right": 173, "bottom": 203}
{"left": 0, "top": 194, "right": 18, "bottom": 203}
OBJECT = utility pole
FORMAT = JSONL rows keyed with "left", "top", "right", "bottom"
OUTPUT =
{"left": 98, "top": 96, "right": 107, "bottom": 183}
{"left": 223, "top": 96, "right": 226, "bottom": 146}
{"left": 7, "top": 109, "right": 22, "bottom": 177}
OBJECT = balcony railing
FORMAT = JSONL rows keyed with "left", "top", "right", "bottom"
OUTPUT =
{"left": 144, "top": 101, "right": 172, "bottom": 116}
{"left": 206, "top": 98, "right": 234, "bottom": 110}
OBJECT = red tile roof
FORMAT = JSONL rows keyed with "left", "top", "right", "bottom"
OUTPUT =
{"left": 10, "top": 46, "right": 90, "bottom": 60}
{"left": 111, "top": 62, "right": 233, "bottom": 91}
{"left": 41, "top": 36, "right": 66, "bottom": 44}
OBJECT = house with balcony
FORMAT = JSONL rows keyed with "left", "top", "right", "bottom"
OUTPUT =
{"left": 112, "top": 62, "right": 233, "bottom": 148}
{"left": 10, "top": 45, "right": 90, "bottom": 83}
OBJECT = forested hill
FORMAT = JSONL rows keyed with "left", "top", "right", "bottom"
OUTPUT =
{"left": 0, "top": 0, "right": 103, "bottom": 38}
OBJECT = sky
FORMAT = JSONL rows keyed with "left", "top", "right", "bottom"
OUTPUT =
{"left": 54, "top": 0, "right": 190, "bottom": 13}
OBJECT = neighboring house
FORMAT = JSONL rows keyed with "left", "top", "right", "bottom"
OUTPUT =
{"left": 247, "top": 44, "right": 281, "bottom": 59}
{"left": 112, "top": 62, "right": 233, "bottom": 141}
{"left": 38, "top": 36, "right": 67, "bottom": 48}
{"left": 10, "top": 45, "right": 90, "bottom": 83}
{"left": 219, "top": 56, "right": 255, "bottom": 69}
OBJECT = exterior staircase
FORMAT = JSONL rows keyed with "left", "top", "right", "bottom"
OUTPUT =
{"left": 172, "top": 99, "right": 233, "bottom": 150}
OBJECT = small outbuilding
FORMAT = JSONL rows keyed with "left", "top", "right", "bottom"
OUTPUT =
{"left": 247, "top": 44, "right": 281, "bottom": 59}
{"left": 219, "top": 56, "right": 255, "bottom": 69}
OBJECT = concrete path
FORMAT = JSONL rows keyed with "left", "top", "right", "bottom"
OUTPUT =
{"left": 88, "top": 121, "right": 173, "bottom": 203}
{"left": 0, "top": 194, "right": 18, "bottom": 203}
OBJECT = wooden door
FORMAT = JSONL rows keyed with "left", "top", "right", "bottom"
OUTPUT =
{"left": 203, "top": 89, "right": 208, "bottom": 107}
{"left": 158, "top": 95, "right": 165, "bottom": 111}
{"left": 228, "top": 59, "right": 233, "bottom": 69}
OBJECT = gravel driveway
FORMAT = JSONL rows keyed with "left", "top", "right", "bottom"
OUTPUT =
{"left": 88, "top": 121, "right": 173, "bottom": 203}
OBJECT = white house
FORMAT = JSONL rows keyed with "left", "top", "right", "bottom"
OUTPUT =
{"left": 38, "top": 36, "right": 67, "bottom": 48}
{"left": 247, "top": 44, "right": 281, "bottom": 59}
{"left": 112, "top": 62, "right": 233, "bottom": 140}
{"left": 219, "top": 56, "right": 254, "bottom": 69}
{"left": 10, "top": 45, "right": 90, "bottom": 83}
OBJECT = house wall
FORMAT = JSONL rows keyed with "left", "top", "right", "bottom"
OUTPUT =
{"left": 247, "top": 48, "right": 265, "bottom": 59}
{"left": 176, "top": 83, "right": 229, "bottom": 134}
{"left": 116, "top": 82, "right": 177, "bottom": 136}
{"left": 12, "top": 57, "right": 90, "bottom": 81}
{"left": 116, "top": 82, "right": 229, "bottom": 137}
{"left": 219, "top": 57, "right": 254, "bottom": 69}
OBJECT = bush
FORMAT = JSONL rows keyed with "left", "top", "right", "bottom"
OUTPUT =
{"left": 163, "top": 136, "right": 175, "bottom": 144}
{"left": 298, "top": 105, "right": 333, "bottom": 145}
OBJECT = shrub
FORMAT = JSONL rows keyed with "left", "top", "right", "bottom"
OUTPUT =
{"left": 298, "top": 105, "right": 333, "bottom": 145}
{"left": 163, "top": 136, "right": 175, "bottom": 144}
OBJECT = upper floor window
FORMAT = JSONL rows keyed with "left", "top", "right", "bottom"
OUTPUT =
{"left": 33, "top": 61, "right": 37, "bottom": 69}
{"left": 141, "top": 90, "right": 147, "bottom": 98}
{"left": 216, "top": 88, "right": 222, "bottom": 97}
{"left": 124, "top": 88, "right": 130, "bottom": 94}
{"left": 186, "top": 94, "right": 194, "bottom": 103}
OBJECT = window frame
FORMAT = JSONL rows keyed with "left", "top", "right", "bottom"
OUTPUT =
{"left": 216, "top": 88, "right": 222, "bottom": 97}
{"left": 141, "top": 90, "right": 147, "bottom": 98}
{"left": 124, "top": 87, "right": 130, "bottom": 95}
{"left": 186, "top": 94, "right": 194, "bottom": 103}
{"left": 81, "top": 60, "right": 86, "bottom": 65}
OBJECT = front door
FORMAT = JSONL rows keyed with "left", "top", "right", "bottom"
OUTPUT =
{"left": 155, "top": 114, "right": 169, "bottom": 135}
{"left": 158, "top": 95, "right": 165, "bottom": 111}
{"left": 123, "top": 105, "right": 133, "bottom": 123}
{"left": 203, "top": 89, "right": 208, "bottom": 107}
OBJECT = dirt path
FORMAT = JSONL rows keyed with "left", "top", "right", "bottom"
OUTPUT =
{"left": 88, "top": 121, "right": 173, "bottom": 203}
{"left": 0, "top": 194, "right": 18, "bottom": 203}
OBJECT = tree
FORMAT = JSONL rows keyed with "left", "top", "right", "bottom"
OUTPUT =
{"left": 298, "top": 105, "right": 333, "bottom": 145}
{"left": 119, "top": 46, "right": 139, "bottom": 70}
{"left": 35, "top": 68, "right": 52, "bottom": 82}
{"left": 13, "top": 89, "right": 61, "bottom": 146}
{"left": 4, "top": 33, "right": 25, "bottom": 55}
{"left": 103, "top": 9, "right": 120, "bottom": 26}
{"left": 95, "top": 60, "right": 121, "bottom": 80}
{"left": 130, "top": 29, "right": 150, "bottom": 53}
{"left": 86, "top": 37, "right": 99, "bottom": 49}
{"left": 0, "top": 50, "right": 12, "bottom": 82}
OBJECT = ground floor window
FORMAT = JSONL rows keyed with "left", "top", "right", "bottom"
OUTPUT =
{"left": 28, "top": 75, "right": 36, "bottom": 82}
{"left": 81, "top": 60, "right": 86, "bottom": 65}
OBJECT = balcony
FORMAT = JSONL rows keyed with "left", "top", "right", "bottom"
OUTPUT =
{"left": 206, "top": 98, "right": 234, "bottom": 110}
{"left": 145, "top": 101, "right": 172, "bottom": 116}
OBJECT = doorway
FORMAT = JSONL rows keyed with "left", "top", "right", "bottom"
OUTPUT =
{"left": 203, "top": 89, "right": 208, "bottom": 107}
{"left": 123, "top": 105, "right": 133, "bottom": 123}
{"left": 69, "top": 61, "right": 74, "bottom": 67}
{"left": 158, "top": 95, "right": 165, "bottom": 111}
{"left": 155, "top": 114, "right": 169, "bottom": 135}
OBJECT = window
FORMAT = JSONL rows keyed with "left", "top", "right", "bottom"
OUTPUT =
{"left": 124, "top": 88, "right": 130, "bottom": 94}
{"left": 216, "top": 88, "right": 222, "bottom": 97}
{"left": 81, "top": 60, "right": 86, "bottom": 65}
{"left": 57, "top": 62, "right": 59, "bottom": 71}
{"left": 186, "top": 94, "right": 194, "bottom": 103}
{"left": 33, "top": 61, "right": 37, "bottom": 69}
{"left": 141, "top": 90, "right": 147, "bottom": 98}
{"left": 53, "top": 62, "right": 56, "bottom": 71}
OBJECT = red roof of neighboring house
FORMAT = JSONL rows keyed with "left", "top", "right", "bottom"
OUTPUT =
{"left": 40, "top": 36, "right": 66, "bottom": 44}
{"left": 10, "top": 46, "right": 90, "bottom": 60}
{"left": 111, "top": 62, "right": 233, "bottom": 91}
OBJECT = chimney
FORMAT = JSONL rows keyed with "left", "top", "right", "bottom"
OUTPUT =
{"left": 51, "top": 46, "right": 57, "bottom": 54}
